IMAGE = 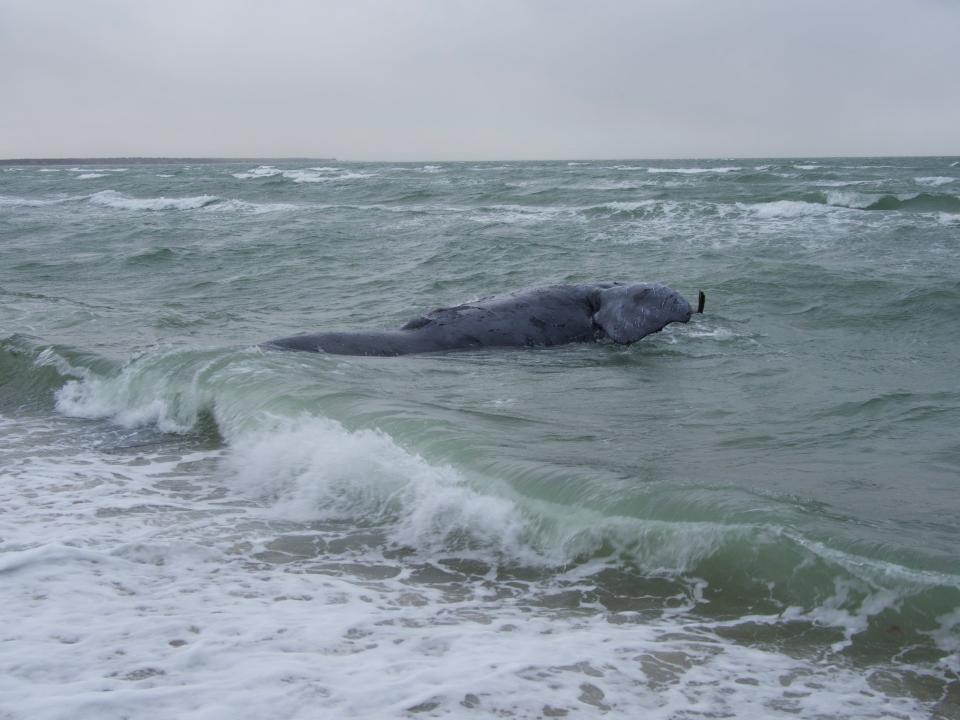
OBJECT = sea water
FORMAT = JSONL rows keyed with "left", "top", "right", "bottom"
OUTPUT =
{"left": 1, "top": 158, "right": 959, "bottom": 718}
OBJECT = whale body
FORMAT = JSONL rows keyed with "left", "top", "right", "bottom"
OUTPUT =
{"left": 265, "top": 282, "right": 703, "bottom": 356}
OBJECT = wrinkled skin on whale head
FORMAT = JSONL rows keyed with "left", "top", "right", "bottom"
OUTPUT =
{"left": 265, "top": 282, "right": 700, "bottom": 356}
{"left": 592, "top": 283, "right": 694, "bottom": 344}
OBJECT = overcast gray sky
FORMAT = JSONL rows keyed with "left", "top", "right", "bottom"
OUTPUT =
{"left": 1, "top": 0, "right": 958, "bottom": 160}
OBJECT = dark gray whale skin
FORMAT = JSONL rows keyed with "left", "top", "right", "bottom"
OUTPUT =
{"left": 264, "top": 283, "right": 696, "bottom": 356}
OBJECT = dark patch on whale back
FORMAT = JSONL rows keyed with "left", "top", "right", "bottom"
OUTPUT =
{"left": 400, "top": 316, "right": 432, "bottom": 331}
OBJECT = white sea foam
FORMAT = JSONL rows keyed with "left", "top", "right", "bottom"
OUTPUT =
{"left": 84, "top": 191, "right": 290, "bottom": 214}
{"left": 470, "top": 204, "right": 578, "bottom": 225}
{"left": 0, "top": 194, "right": 84, "bottom": 208}
{"left": 211, "top": 199, "right": 297, "bottom": 214}
{"left": 45, "top": 354, "right": 751, "bottom": 571}
{"left": 227, "top": 416, "right": 533, "bottom": 558}
{"left": 915, "top": 176, "right": 955, "bottom": 187}
{"left": 646, "top": 166, "right": 740, "bottom": 174}
{"left": 281, "top": 168, "right": 378, "bottom": 183}
{"left": 739, "top": 200, "right": 835, "bottom": 218}
{"left": 74, "top": 173, "right": 106, "bottom": 180}
{"left": 599, "top": 200, "right": 660, "bottom": 211}
{"left": 815, "top": 179, "right": 882, "bottom": 187}
{"left": 568, "top": 180, "right": 656, "bottom": 190}
{"left": 0, "top": 195, "right": 49, "bottom": 207}
{"left": 232, "top": 165, "right": 282, "bottom": 179}
{"left": 0, "top": 428, "right": 940, "bottom": 720}
{"left": 687, "top": 326, "right": 737, "bottom": 340}
{"left": 0, "top": 345, "right": 945, "bottom": 718}
{"left": 66, "top": 167, "right": 126, "bottom": 173}
{"left": 419, "top": 165, "right": 443, "bottom": 173}
{"left": 824, "top": 190, "right": 877, "bottom": 208}
{"left": 89, "top": 190, "right": 219, "bottom": 211}
{"left": 794, "top": 164, "right": 821, "bottom": 170}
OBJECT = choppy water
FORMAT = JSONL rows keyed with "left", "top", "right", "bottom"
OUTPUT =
{"left": 1, "top": 158, "right": 959, "bottom": 719}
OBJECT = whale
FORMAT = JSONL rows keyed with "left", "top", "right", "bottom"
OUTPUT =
{"left": 264, "top": 282, "right": 704, "bottom": 356}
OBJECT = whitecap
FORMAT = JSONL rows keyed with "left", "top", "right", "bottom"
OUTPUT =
{"left": 595, "top": 200, "right": 661, "bottom": 212}
{"left": 282, "top": 168, "right": 379, "bottom": 183}
{"left": 89, "top": 190, "right": 219, "bottom": 211}
{"left": 915, "top": 176, "right": 955, "bottom": 187}
{"left": 75, "top": 173, "right": 106, "bottom": 180}
{"left": 568, "top": 181, "right": 656, "bottom": 191}
{"left": 824, "top": 190, "right": 876, "bottom": 209}
{"left": 470, "top": 204, "right": 578, "bottom": 225}
{"left": 0, "top": 194, "right": 81, "bottom": 207}
{"left": 67, "top": 167, "right": 127, "bottom": 172}
{"left": 232, "top": 165, "right": 282, "bottom": 179}
{"left": 208, "top": 199, "right": 297, "bottom": 214}
{"left": 647, "top": 166, "right": 740, "bottom": 174}
{"left": 228, "top": 417, "right": 532, "bottom": 558}
{"left": 740, "top": 200, "right": 835, "bottom": 218}
{"left": 815, "top": 179, "right": 882, "bottom": 187}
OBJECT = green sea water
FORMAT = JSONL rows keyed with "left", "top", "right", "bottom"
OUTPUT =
{"left": 1, "top": 158, "right": 959, "bottom": 718}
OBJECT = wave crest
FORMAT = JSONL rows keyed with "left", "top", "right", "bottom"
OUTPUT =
{"left": 90, "top": 190, "right": 219, "bottom": 211}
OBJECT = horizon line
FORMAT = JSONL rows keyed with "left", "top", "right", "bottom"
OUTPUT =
{"left": 1, "top": 153, "right": 958, "bottom": 166}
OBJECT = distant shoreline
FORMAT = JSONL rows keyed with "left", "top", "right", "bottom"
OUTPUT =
{"left": 0, "top": 157, "right": 336, "bottom": 166}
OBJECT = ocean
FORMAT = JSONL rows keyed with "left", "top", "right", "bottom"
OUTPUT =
{"left": 1, "top": 157, "right": 958, "bottom": 718}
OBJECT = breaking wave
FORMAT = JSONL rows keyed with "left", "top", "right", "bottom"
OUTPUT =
{"left": 232, "top": 165, "right": 379, "bottom": 183}
{"left": 87, "top": 190, "right": 293, "bottom": 213}
{"left": 742, "top": 191, "right": 960, "bottom": 216}
{"left": 89, "top": 190, "right": 220, "bottom": 211}
{"left": 0, "top": 337, "right": 949, "bottom": 652}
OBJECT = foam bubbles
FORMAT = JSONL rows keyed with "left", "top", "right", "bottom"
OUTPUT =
{"left": 213, "top": 199, "right": 297, "bottom": 214}
{"left": 89, "top": 190, "right": 219, "bottom": 211}
{"left": 825, "top": 190, "right": 877, "bottom": 208}
{"left": 228, "top": 416, "right": 532, "bottom": 558}
{"left": 283, "top": 168, "right": 379, "bottom": 183}
{"left": 0, "top": 437, "right": 941, "bottom": 720}
{"left": 85, "top": 191, "right": 293, "bottom": 213}
{"left": 232, "top": 165, "right": 282, "bottom": 179}
{"left": 647, "top": 166, "right": 741, "bottom": 174}
{"left": 232, "top": 164, "right": 380, "bottom": 182}
{"left": 740, "top": 200, "right": 835, "bottom": 218}
{"left": 915, "top": 176, "right": 955, "bottom": 187}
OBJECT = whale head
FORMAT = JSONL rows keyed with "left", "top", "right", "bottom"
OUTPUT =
{"left": 592, "top": 283, "right": 698, "bottom": 344}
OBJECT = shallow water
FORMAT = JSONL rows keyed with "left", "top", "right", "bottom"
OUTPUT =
{"left": 1, "top": 158, "right": 959, "bottom": 718}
